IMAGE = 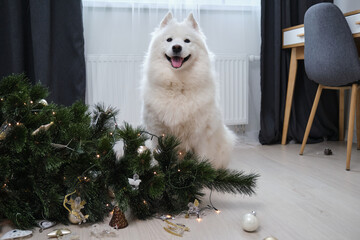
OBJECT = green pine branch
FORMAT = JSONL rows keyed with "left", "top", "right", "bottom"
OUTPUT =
{"left": 0, "top": 74, "right": 260, "bottom": 229}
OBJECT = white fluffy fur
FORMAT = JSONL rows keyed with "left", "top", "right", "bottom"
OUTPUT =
{"left": 141, "top": 13, "right": 236, "bottom": 169}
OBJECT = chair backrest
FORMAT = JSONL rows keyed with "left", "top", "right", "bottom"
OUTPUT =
{"left": 304, "top": 3, "right": 360, "bottom": 86}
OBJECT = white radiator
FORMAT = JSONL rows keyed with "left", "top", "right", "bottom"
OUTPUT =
{"left": 215, "top": 55, "right": 249, "bottom": 125}
{"left": 85, "top": 54, "right": 249, "bottom": 126}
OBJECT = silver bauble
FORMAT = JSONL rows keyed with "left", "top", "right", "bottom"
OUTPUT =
{"left": 38, "top": 99, "right": 48, "bottom": 106}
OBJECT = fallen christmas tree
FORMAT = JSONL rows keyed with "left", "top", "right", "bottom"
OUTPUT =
{"left": 0, "top": 74, "right": 259, "bottom": 229}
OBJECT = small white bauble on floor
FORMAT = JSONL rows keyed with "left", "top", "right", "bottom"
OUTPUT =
{"left": 264, "top": 236, "right": 278, "bottom": 240}
{"left": 241, "top": 211, "right": 259, "bottom": 232}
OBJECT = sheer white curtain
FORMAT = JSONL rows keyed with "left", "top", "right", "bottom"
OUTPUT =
{"left": 82, "top": 0, "right": 261, "bottom": 133}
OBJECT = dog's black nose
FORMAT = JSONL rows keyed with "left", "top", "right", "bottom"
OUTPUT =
{"left": 172, "top": 45, "right": 182, "bottom": 54}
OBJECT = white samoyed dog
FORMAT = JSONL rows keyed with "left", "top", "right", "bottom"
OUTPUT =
{"left": 141, "top": 12, "right": 236, "bottom": 169}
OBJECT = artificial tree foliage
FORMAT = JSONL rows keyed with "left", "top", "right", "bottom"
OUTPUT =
{"left": 0, "top": 74, "right": 259, "bottom": 229}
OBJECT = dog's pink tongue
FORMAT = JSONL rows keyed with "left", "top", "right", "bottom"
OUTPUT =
{"left": 171, "top": 57, "right": 183, "bottom": 68}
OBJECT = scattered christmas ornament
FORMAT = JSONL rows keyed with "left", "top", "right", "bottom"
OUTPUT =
{"left": 115, "top": 140, "right": 124, "bottom": 160}
{"left": 38, "top": 99, "right": 48, "bottom": 106}
{"left": 63, "top": 190, "right": 89, "bottom": 224}
{"left": 242, "top": 211, "right": 259, "bottom": 232}
{"left": 159, "top": 214, "right": 175, "bottom": 221}
{"left": 47, "top": 228, "right": 71, "bottom": 238}
{"left": 51, "top": 139, "right": 74, "bottom": 151}
{"left": 185, "top": 199, "right": 200, "bottom": 218}
{"left": 324, "top": 148, "right": 333, "bottom": 155}
{"left": 163, "top": 220, "right": 190, "bottom": 237}
{"left": 128, "top": 173, "right": 141, "bottom": 190}
{"left": 31, "top": 121, "right": 54, "bottom": 136}
{"left": 263, "top": 236, "right": 278, "bottom": 240}
{"left": 0, "top": 121, "right": 12, "bottom": 140}
{"left": 137, "top": 145, "right": 148, "bottom": 154}
{"left": 109, "top": 206, "right": 128, "bottom": 229}
{"left": 0, "top": 229, "right": 32, "bottom": 240}
{"left": 108, "top": 186, "right": 116, "bottom": 198}
{"left": 91, "top": 224, "right": 117, "bottom": 239}
{"left": 36, "top": 220, "right": 57, "bottom": 232}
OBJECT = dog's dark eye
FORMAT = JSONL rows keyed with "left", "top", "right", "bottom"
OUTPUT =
{"left": 184, "top": 39, "right": 190, "bottom": 43}
{"left": 167, "top": 38, "right": 172, "bottom": 42}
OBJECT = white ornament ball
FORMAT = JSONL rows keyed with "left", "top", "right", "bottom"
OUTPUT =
{"left": 38, "top": 99, "right": 48, "bottom": 106}
{"left": 241, "top": 211, "right": 259, "bottom": 232}
{"left": 137, "top": 145, "right": 148, "bottom": 154}
{"left": 264, "top": 237, "right": 278, "bottom": 240}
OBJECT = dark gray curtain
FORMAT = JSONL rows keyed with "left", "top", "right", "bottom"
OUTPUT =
{"left": 259, "top": 0, "right": 338, "bottom": 144}
{"left": 0, "top": 0, "right": 86, "bottom": 106}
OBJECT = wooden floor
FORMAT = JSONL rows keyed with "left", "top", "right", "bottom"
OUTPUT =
{"left": 1, "top": 140, "right": 360, "bottom": 240}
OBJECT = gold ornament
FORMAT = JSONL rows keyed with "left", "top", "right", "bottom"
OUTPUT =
{"left": 47, "top": 229, "right": 71, "bottom": 238}
{"left": 63, "top": 190, "right": 89, "bottom": 224}
{"left": 38, "top": 99, "right": 48, "bottom": 106}
{"left": 32, "top": 121, "right": 54, "bottom": 136}
{"left": 0, "top": 121, "right": 12, "bottom": 140}
{"left": 163, "top": 220, "right": 190, "bottom": 237}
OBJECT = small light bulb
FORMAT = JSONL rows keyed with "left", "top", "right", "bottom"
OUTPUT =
{"left": 52, "top": 111, "right": 56, "bottom": 115}
{"left": 96, "top": 154, "right": 100, "bottom": 158}
{"left": 143, "top": 200, "right": 147, "bottom": 204}
{"left": 179, "top": 152, "right": 182, "bottom": 155}
{"left": 110, "top": 132, "right": 113, "bottom": 135}
{"left": 153, "top": 171, "right": 157, "bottom": 175}
{"left": 16, "top": 122, "right": 20, "bottom": 125}
{"left": 178, "top": 169, "right": 181, "bottom": 172}
{"left": 24, "top": 102, "right": 27, "bottom": 105}
{"left": 106, "top": 203, "right": 109, "bottom": 207}
{"left": 215, "top": 210, "right": 221, "bottom": 214}
{"left": 196, "top": 217, "right": 202, "bottom": 222}
{"left": 162, "top": 133, "right": 165, "bottom": 137}
{"left": 8, "top": 123, "right": 11, "bottom": 126}
{"left": 30, "top": 101, "right": 33, "bottom": 104}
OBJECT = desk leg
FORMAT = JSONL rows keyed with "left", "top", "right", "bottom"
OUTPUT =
{"left": 356, "top": 86, "right": 360, "bottom": 149}
{"left": 281, "top": 47, "right": 298, "bottom": 145}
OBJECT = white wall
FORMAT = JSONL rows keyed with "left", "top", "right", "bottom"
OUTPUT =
{"left": 334, "top": 0, "right": 360, "bottom": 13}
{"left": 83, "top": 8, "right": 260, "bottom": 56}
{"left": 83, "top": 5, "right": 261, "bottom": 137}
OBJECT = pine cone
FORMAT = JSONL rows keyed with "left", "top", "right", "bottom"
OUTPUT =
{"left": 109, "top": 206, "right": 128, "bottom": 229}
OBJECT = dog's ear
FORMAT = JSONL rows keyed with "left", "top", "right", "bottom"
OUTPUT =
{"left": 160, "top": 12, "right": 173, "bottom": 28}
{"left": 186, "top": 13, "right": 199, "bottom": 31}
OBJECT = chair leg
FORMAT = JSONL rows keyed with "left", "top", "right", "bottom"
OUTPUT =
{"left": 356, "top": 86, "right": 360, "bottom": 150}
{"left": 346, "top": 83, "right": 358, "bottom": 171}
{"left": 339, "top": 89, "right": 345, "bottom": 141}
{"left": 300, "top": 85, "right": 323, "bottom": 155}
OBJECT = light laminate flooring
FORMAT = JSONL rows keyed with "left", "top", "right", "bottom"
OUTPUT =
{"left": 1, "top": 140, "right": 360, "bottom": 240}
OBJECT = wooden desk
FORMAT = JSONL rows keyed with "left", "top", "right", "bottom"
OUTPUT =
{"left": 281, "top": 9, "right": 360, "bottom": 145}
